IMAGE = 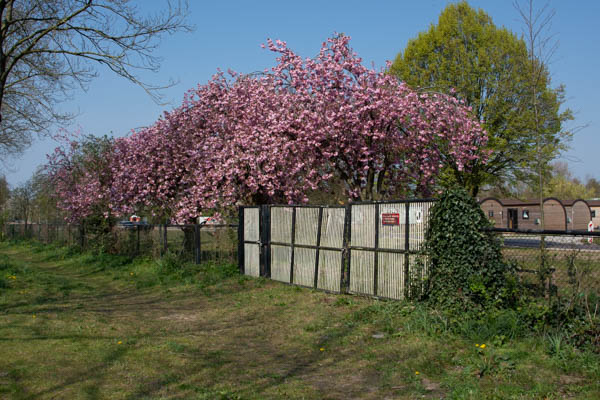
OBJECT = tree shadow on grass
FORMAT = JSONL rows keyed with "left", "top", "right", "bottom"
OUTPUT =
{"left": 1, "top": 244, "right": 405, "bottom": 398}
{"left": 120, "top": 300, "right": 392, "bottom": 400}
{"left": 22, "top": 345, "right": 130, "bottom": 400}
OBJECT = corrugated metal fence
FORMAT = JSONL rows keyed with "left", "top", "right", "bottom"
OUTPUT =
{"left": 238, "top": 200, "right": 435, "bottom": 300}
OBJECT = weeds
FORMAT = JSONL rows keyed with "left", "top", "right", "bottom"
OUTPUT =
{"left": 546, "top": 331, "right": 568, "bottom": 358}
{"left": 1, "top": 241, "right": 600, "bottom": 399}
{"left": 472, "top": 343, "right": 516, "bottom": 378}
{"left": 334, "top": 296, "right": 355, "bottom": 307}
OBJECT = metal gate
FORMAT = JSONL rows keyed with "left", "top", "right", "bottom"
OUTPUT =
{"left": 239, "top": 206, "right": 262, "bottom": 277}
{"left": 239, "top": 200, "right": 434, "bottom": 299}
{"left": 348, "top": 200, "right": 433, "bottom": 299}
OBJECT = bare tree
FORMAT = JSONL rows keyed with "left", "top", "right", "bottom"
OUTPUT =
{"left": 30, "top": 167, "right": 61, "bottom": 223}
{"left": 514, "top": 0, "right": 565, "bottom": 293}
{"left": 0, "top": 0, "right": 191, "bottom": 158}
{"left": 10, "top": 179, "right": 33, "bottom": 229}
{"left": 0, "top": 174, "right": 7, "bottom": 238}
{"left": 514, "top": 0, "right": 564, "bottom": 230}
{"left": 0, "top": 174, "right": 8, "bottom": 209}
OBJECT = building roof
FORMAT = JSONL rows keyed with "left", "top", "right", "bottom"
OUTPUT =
{"left": 499, "top": 198, "right": 540, "bottom": 206}
{"left": 479, "top": 197, "right": 600, "bottom": 207}
{"left": 481, "top": 197, "right": 600, "bottom": 208}
{"left": 480, "top": 197, "right": 539, "bottom": 206}
{"left": 561, "top": 199, "right": 600, "bottom": 207}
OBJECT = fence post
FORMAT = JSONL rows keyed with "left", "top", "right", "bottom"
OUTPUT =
{"left": 157, "top": 224, "right": 162, "bottom": 256}
{"left": 194, "top": 223, "right": 201, "bottom": 264}
{"left": 136, "top": 225, "right": 140, "bottom": 255}
{"left": 289, "top": 207, "right": 297, "bottom": 284}
{"left": 163, "top": 223, "right": 168, "bottom": 254}
{"left": 341, "top": 204, "right": 352, "bottom": 293}
{"left": 79, "top": 224, "right": 85, "bottom": 249}
{"left": 259, "top": 205, "right": 271, "bottom": 278}
{"left": 373, "top": 203, "right": 380, "bottom": 296}
{"left": 313, "top": 207, "right": 324, "bottom": 289}
{"left": 404, "top": 201, "right": 410, "bottom": 298}
{"left": 238, "top": 207, "right": 245, "bottom": 274}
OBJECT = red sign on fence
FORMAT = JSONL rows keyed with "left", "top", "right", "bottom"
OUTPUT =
{"left": 381, "top": 213, "right": 400, "bottom": 225}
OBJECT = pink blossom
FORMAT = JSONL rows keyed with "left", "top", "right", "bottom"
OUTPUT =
{"left": 47, "top": 34, "right": 487, "bottom": 223}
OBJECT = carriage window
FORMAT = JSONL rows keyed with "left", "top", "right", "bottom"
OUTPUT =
{"left": 593, "top": 210, "right": 597, "bottom": 218}
{"left": 488, "top": 210, "right": 494, "bottom": 217}
{"left": 522, "top": 210, "right": 529, "bottom": 220}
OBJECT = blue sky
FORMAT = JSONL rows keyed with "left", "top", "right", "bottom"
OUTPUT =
{"left": 3, "top": 0, "right": 599, "bottom": 187}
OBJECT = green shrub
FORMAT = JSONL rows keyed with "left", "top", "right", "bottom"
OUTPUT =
{"left": 0, "top": 254, "right": 12, "bottom": 271}
{"left": 196, "top": 262, "right": 238, "bottom": 291}
{"left": 64, "top": 245, "right": 83, "bottom": 258}
{"left": 155, "top": 252, "right": 188, "bottom": 276}
{"left": 421, "top": 188, "right": 515, "bottom": 311}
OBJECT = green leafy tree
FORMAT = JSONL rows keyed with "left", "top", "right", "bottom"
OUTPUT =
{"left": 498, "top": 162, "right": 596, "bottom": 200}
{"left": 543, "top": 162, "right": 594, "bottom": 200}
{"left": 546, "top": 177, "right": 593, "bottom": 200}
{"left": 585, "top": 178, "right": 600, "bottom": 198}
{"left": 390, "top": 1, "right": 572, "bottom": 196}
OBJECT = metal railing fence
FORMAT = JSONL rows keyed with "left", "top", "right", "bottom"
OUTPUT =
{"left": 2, "top": 222, "right": 238, "bottom": 265}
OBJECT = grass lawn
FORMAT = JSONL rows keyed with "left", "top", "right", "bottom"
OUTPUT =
{"left": 1, "top": 241, "right": 599, "bottom": 399}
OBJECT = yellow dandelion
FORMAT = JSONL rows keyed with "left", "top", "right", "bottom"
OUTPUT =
{"left": 117, "top": 341, "right": 123, "bottom": 345}
{"left": 32, "top": 314, "right": 36, "bottom": 318}
{"left": 480, "top": 344, "right": 486, "bottom": 349}
{"left": 415, "top": 371, "right": 420, "bottom": 375}
{"left": 475, "top": 344, "right": 479, "bottom": 347}
{"left": 130, "top": 272, "right": 134, "bottom": 276}
{"left": 319, "top": 347, "right": 324, "bottom": 352}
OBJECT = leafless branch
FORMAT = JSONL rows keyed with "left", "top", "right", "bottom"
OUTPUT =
{"left": 0, "top": 0, "right": 192, "bottom": 159}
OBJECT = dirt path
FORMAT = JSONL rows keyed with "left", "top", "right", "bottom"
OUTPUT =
{"left": 0, "top": 244, "right": 405, "bottom": 399}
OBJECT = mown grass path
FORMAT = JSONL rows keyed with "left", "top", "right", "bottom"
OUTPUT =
{"left": 1, "top": 242, "right": 599, "bottom": 399}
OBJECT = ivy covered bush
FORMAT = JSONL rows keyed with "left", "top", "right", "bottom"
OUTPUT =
{"left": 422, "top": 188, "right": 516, "bottom": 310}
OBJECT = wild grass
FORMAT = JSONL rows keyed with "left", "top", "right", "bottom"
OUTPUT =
{"left": 1, "top": 240, "right": 599, "bottom": 399}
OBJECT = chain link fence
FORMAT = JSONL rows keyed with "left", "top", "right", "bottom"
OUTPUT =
{"left": 494, "top": 229, "right": 600, "bottom": 297}
{"left": 2, "top": 222, "right": 238, "bottom": 265}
